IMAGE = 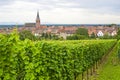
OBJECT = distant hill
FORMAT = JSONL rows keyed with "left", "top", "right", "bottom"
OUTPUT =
{"left": 0, "top": 25, "right": 23, "bottom": 28}
{"left": 0, "top": 24, "right": 120, "bottom": 28}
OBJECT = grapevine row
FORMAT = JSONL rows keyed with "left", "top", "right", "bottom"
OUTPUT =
{"left": 0, "top": 33, "right": 116, "bottom": 80}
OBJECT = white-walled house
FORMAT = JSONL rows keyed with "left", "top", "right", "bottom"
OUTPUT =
{"left": 34, "top": 33, "right": 39, "bottom": 36}
{"left": 111, "top": 30, "right": 117, "bottom": 36}
{"left": 59, "top": 32, "right": 72, "bottom": 39}
{"left": 97, "top": 31, "right": 104, "bottom": 37}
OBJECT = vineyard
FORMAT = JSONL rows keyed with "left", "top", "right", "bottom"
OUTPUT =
{"left": 0, "top": 32, "right": 118, "bottom": 80}
{"left": 95, "top": 42, "right": 120, "bottom": 80}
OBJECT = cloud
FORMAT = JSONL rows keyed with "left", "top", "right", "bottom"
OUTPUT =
{"left": 1, "top": 0, "right": 120, "bottom": 13}
{"left": 0, "top": 0, "right": 14, "bottom": 6}
{"left": 0, "top": 0, "right": 120, "bottom": 24}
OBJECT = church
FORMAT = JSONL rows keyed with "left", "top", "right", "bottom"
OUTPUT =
{"left": 24, "top": 11, "right": 41, "bottom": 28}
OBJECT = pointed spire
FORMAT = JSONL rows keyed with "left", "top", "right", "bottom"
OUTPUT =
{"left": 36, "top": 10, "right": 41, "bottom": 28}
{"left": 37, "top": 11, "right": 40, "bottom": 19}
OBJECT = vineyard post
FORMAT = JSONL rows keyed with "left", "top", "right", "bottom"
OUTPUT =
{"left": 96, "top": 61, "right": 98, "bottom": 69}
{"left": 86, "top": 69, "right": 89, "bottom": 80}
{"left": 94, "top": 64, "right": 96, "bottom": 73}
{"left": 82, "top": 72, "right": 84, "bottom": 80}
{"left": 90, "top": 66, "right": 93, "bottom": 75}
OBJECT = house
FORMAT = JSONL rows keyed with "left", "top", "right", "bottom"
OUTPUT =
{"left": 88, "top": 26, "right": 97, "bottom": 36}
{"left": 97, "top": 31, "right": 104, "bottom": 37}
{"left": 111, "top": 31, "right": 117, "bottom": 36}
{"left": 59, "top": 32, "right": 72, "bottom": 39}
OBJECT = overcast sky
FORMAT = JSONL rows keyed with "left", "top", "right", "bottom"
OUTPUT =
{"left": 0, "top": 0, "right": 120, "bottom": 24}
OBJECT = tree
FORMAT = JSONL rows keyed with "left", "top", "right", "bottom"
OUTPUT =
{"left": 67, "top": 28, "right": 89, "bottom": 40}
{"left": 102, "top": 34, "right": 112, "bottom": 39}
{"left": 67, "top": 34, "right": 78, "bottom": 40}
{"left": 19, "top": 30, "right": 36, "bottom": 40}
{"left": 116, "top": 29, "right": 120, "bottom": 40}
{"left": 41, "top": 33, "right": 59, "bottom": 40}
{"left": 52, "top": 34, "right": 59, "bottom": 40}
{"left": 90, "top": 32, "right": 96, "bottom": 38}
{"left": 76, "top": 28, "right": 88, "bottom": 36}
{"left": 107, "top": 23, "right": 117, "bottom": 27}
{"left": 67, "top": 34, "right": 88, "bottom": 40}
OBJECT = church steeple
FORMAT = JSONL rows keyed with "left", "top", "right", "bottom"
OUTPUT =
{"left": 37, "top": 11, "right": 40, "bottom": 19}
{"left": 36, "top": 11, "right": 40, "bottom": 28}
